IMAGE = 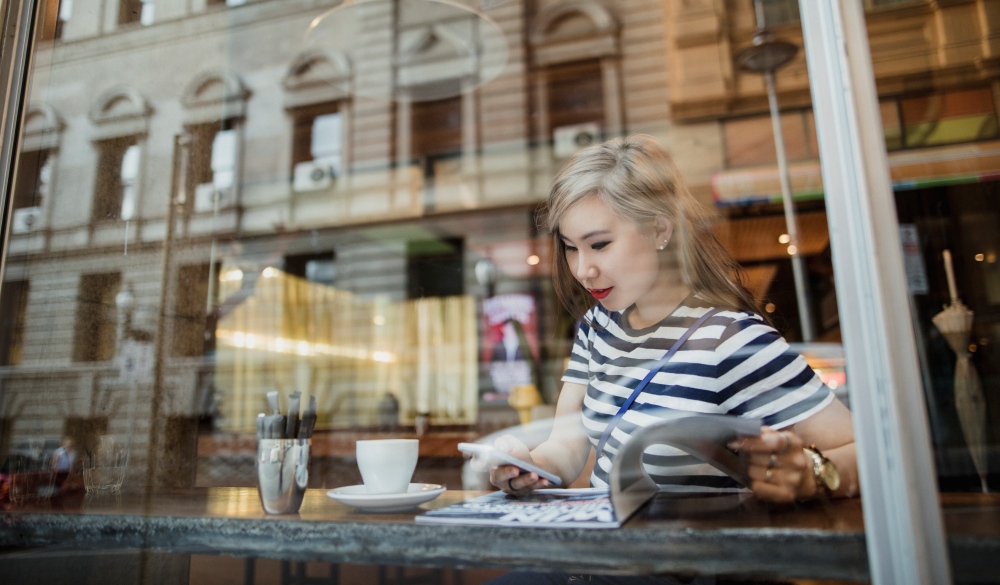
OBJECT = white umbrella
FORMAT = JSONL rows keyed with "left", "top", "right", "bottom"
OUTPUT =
{"left": 932, "top": 249, "right": 988, "bottom": 492}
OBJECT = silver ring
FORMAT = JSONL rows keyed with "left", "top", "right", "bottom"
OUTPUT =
{"left": 765, "top": 468, "right": 773, "bottom": 482}
{"left": 768, "top": 453, "right": 778, "bottom": 468}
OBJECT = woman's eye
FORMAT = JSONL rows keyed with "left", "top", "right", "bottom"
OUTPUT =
{"left": 591, "top": 241, "right": 610, "bottom": 250}
{"left": 564, "top": 244, "right": 578, "bottom": 253}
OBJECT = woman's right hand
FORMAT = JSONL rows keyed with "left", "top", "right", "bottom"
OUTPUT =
{"left": 485, "top": 435, "right": 551, "bottom": 494}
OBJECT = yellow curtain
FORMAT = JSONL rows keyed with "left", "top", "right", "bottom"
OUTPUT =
{"left": 214, "top": 268, "right": 478, "bottom": 432}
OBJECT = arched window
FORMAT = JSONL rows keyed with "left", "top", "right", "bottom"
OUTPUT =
{"left": 181, "top": 70, "right": 250, "bottom": 215}
{"left": 529, "top": 1, "right": 622, "bottom": 158}
{"left": 11, "top": 105, "right": 64, "bottom": 236}
{"left": 88, "top": 87, "right": 152, "bottom": 222}
{"left": 394, "top": 20, "right": 484, "bottom": 212}
{"left": 283, "top": 51, "right": 352, "bottom": 193}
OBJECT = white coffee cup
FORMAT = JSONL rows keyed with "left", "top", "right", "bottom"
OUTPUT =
{"left": 356, "top": 439, "right": 419, "bottom": 494}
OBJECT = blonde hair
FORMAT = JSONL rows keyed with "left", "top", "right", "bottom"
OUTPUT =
{"left": 540, "top": 134, "right": 764, "bottom": 322}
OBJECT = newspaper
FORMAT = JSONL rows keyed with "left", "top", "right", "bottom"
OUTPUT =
{"left": 417, "top": 414, "right": 763, "bottom": 529}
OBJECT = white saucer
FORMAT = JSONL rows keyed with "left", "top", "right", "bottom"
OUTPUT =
{"left": 326, "top": 483, "right": 446, "bottom": 512}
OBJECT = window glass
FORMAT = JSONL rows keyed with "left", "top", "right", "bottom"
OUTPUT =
{"left": 71, "top": 273, "right": 122, "bottom": 363}
{"left": 0, "top": 280, "right": 29, "bottom": 366}
{"left": 723, "top": 111, "right": 815, "bottom": 167}
{"left": 92, "top": 137, "right": 138, "bottom": 222}
{"left": 118, "top": 0, "right": 143, "bottom": 26}
{"left": 2, "top": 0, "right": 997, "bottom": 582}
{"left": 881, "top": 99, "right": 903, "bottom": 150}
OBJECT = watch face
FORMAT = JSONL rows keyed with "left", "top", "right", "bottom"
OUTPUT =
{"left": 819, "top": 462, "right": 841, "bottom": 492}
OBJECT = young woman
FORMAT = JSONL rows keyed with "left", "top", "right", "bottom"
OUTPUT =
{"left": 486, "top": 134, "right": 857, "bottom": 506}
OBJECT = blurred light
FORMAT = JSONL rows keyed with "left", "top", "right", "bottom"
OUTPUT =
{"left": 765, "top": 302, "right": 776, "bottom": 313}
{"left": 828, "top": 380, "right": 839, "bottom": 390}
{"left": 526, "top": 254, "right": 540, "bottom": 266}
{"left": 221, "top": 268, "right": 244, "bottom": 282}
{"left": 262, "top": 267, "right": 278, "bottom": 278}
{"left": 778, "top": 234, "right": 791, "bottom": 244}
{"left": 975, "top": 253, "right": 985, "bottom": 262}
{"left": 988, "top": 252, "right": 996, "bottom": 264}
{"left": 969, "top": 343, "right": 977, "bottom": 353}
{"left": 216, "top": 330, "right": 394, "bottom": 362}
{"left": 787, "top": 244, "right": 798, "bottom": 255}
{"left": 373, "top": 315, "right": 386, "bottom": 326}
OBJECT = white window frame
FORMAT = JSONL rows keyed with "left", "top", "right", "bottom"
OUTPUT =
{"left": 799, "top": 1, "right": 951, "bottom": 583}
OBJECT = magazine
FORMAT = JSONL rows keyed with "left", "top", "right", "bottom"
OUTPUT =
{"left": 415, "top": 488, "right": 621, "bottom": 529}
{"left": 417, "top": 413, "right": 762, "bottom": 529}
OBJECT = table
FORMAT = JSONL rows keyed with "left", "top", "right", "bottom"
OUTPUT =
{"left": 2, "top": 489, "right": 999, "bottom": 582}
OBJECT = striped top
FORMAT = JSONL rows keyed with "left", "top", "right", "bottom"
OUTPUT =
{"left": 562, "top": 295, "right": 834, "bottom": 492}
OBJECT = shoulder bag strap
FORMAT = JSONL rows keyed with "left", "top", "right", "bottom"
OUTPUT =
{"left": 593, "top": 307, "right": 722, "bottom": 458}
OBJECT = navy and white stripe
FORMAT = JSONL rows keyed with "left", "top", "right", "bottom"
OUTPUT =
{"left": 562, "top": 295, "right": 833, "bottom": 492}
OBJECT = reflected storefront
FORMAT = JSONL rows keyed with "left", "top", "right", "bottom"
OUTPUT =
{"left": 1, "top": 0, "right": 999, "bottom": 584}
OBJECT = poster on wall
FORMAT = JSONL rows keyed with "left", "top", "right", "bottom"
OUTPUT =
{"left": 482, "top": 293, "right": 538, "bottom": 402}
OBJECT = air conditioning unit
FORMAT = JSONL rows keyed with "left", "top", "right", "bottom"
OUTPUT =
{"left": 292, "top": 159, "right": 337, "bottom": 193}
{"left": 194, "top": 183, "right": 235, "bottom": 213}
{"left": 12, "top": 206, "right": 41, "bottom": 234}
{"left": 553, "top": 123, "right": 601, "bottom": 158}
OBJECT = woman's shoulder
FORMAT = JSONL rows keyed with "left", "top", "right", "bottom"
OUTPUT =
{"left": 684, "top": 295, "right": 767, "bottom": 328}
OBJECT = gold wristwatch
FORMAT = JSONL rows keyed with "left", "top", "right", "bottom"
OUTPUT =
{"left": 803, "top": 445, "right": 840, "bottom": 496}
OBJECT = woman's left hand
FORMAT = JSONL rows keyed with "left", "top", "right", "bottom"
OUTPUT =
{"left": 731, "top": 426, "right": 814, "bottom": 503}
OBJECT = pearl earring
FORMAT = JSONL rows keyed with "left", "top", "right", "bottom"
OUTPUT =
{"left": 657, "top": 239, "right": 667, "bottom": 251}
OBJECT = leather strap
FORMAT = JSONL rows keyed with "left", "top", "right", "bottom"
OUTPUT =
{"left": 594, "top": 307, "right": 722, "bottom": 458}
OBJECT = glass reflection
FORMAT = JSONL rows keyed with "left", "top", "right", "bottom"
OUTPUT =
{"left": 0, "top": 0, "right": 998, "bottom": 581}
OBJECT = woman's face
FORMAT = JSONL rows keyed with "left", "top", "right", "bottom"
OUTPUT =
{"left": 558, "top": 196, "right": 670, "bottom": 314}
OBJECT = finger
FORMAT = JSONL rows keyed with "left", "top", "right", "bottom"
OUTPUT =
{"left": 747, "top": 462, "right": 802, "bottom": 484}
{"left": 747, "top": 452, "right": 787, "bottom": 469}
{"left": 751, "top": 447, "right": 809, "bottom": 470}
{"left": 491, "top": 465, "right": 523, "bottom": 490}
{"left": 506, "top": 472, "right": 541, "bottom": 493}
{"left": 737, "top": 429, "right": 802, "bottom": 454}
{"left": 749, "top": 480, "right": 798, "bottom": 504}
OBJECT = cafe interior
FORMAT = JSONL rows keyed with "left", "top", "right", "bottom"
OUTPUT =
{"left": 1, "top": 0, "right": 999, "bottom": 583}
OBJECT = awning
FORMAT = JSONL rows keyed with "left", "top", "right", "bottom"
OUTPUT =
{"left": 711, "top": 141, "right": 1000, "bottom": 204}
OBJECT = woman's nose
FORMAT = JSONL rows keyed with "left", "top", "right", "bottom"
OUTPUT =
{"left": 575, "top": 254, "right": 598, "bottom": 281}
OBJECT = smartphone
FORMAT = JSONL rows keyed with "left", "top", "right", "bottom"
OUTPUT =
{"left": 456, "top": 442, "right": 562, "bottom": 486}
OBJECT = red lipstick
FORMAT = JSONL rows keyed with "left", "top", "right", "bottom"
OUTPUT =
{"left": 589, "top": 288, "right": 612, "bottom": 300}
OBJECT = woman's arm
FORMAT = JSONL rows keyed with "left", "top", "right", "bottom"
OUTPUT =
{"left": 791, "top": 397, "right": 858, "bottom": 498}
{"left": 737, "top": 398, "right": 858, "bottom": 502}
{"left": 489, "top": 382, "right": 593, "bottom": 493}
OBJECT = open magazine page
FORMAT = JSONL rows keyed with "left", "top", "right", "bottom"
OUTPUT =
{"left": 420, "top": 413, "right": 764, "bottom": 529}
{"left": 415, "top": 488, "right": 621, "bottom": 529}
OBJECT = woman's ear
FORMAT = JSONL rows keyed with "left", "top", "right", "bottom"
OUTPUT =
{"left": 654, "top": 217, "right": 674, "bottom": 250}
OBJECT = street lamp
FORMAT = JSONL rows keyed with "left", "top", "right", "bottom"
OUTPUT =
{"left": 734, "top": 0, "right": 815, "bottom": 342}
